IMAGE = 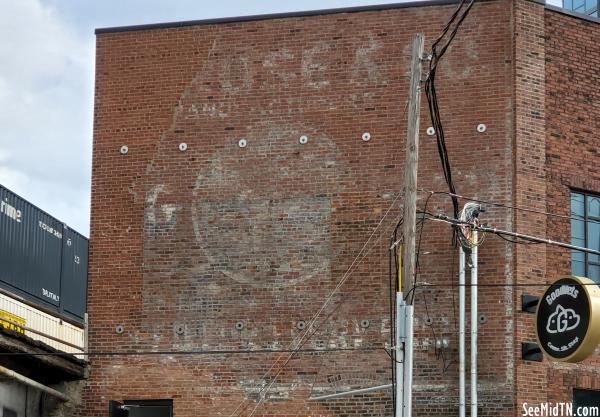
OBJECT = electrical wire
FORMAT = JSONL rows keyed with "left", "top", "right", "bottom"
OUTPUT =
{"left": 302, "top": 219, "right": 394, "bottom": 405}
{"left": 457, "top": 202, "right": 486, "bottom": 248}
{"left": 388, "top": 230, "right": 397, "bottom": 415}
{"left": 385, "top": 98, "right": 410, "bottom": 417}
{"left": 419, "top": 188, "right": 600, "bottom": 226}
{"left": 425, "top": 213, "right": 600, "bottom": 256}
{"left": 0, "top": 347, "right": 382, "bottom": 358}
{"left": 235, "top": 96, "right": 411, "bottom": 417}
{"left": 243, "top": 216, "right": 403, "bottom": 417}
{"left": 229, "top": 195, "right": 403, "bottom": 417}
{"left": 388, "top": 194, "right": 449, "bottom": 376}
{"left": 411, "top": 193, "right": 434, "bottom": 304}
{"left": 411, "top": 193, "right": 453, "bottom": 373}
{"left": 388, "top": 213, "right": 407, "bottom": 417}
{"left": 413, "top": 281, "right": 600, "bottom": 288}
{"left": 424, "top": 0, "right": 476, "bottom": 248}
{"left": 282, "top": 222, "right": 395, "bottom": 408}
{"left": 495, "top": 233, "right": 543, "bottom": 245}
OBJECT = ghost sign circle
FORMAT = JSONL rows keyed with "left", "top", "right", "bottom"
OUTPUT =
{"left": 536, "top": 276, "right": 600, "bottom": 362}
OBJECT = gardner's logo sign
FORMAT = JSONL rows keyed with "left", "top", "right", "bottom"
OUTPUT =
{"left": 536, "top": 276, "right": 600, "bottom": 362}
{"left": 546, "top": 305, "right": 580, "bottom": 334}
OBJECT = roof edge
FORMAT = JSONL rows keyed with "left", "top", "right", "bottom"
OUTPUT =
{"left": 95, "top": 0, "right": 463, "bottom": 34}
{"left": 545, "top": 3, "right": 600, "bottom": 24}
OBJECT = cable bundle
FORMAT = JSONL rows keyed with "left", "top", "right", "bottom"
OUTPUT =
{"left": 458, "top": 202, "right": 486, "bottom": 248}
{"left": 424, "top": 0, "right": 476, "bottom": 248}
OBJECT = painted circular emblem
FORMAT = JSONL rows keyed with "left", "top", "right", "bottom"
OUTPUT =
{"left": 536, "top": 276, "right": 600, "bottom": 362}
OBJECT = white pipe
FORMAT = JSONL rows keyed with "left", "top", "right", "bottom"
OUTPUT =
{"left": 459, "top": 247, "right": 466, "bottom": 417}
{"left": 471, "top": 233, "right": 478, "bottom": 417}
{"left": 309, "top": 384, "right": 392, "bottom": 401}
{"left": 403, "top": 304, "right": 414, "bottom": 417}
{"left": 395, "top": 295, "right": 404, "bottom": 417}
{"left": 0, "top": 365, "right": 70, "bottom": 402}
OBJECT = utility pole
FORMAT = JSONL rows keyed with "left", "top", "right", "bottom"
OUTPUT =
{"left": 401, "top": 34, "right": 424, "bottom": 297}
{"left": 396, "top": 33, "right": 424, "bottom": 417}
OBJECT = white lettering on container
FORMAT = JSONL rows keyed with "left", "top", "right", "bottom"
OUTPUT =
{"left": 38, "top": 221, "right": 62, "bottom": 239}
{"left": 0, "top": 199, "right": 22, "bottom": 223}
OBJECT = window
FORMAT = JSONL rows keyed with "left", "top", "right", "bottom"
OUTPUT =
{"left": 563, "top": 0, "right": 599, "bottom": 16}
{"left": 571, "top": 191, "right": 600, "bottom": 282}
{"left": 109, "top": 400, "right": 173, "bottom": 417}
{"left": 573, "top": 388, "right": 600, "bottom": 412}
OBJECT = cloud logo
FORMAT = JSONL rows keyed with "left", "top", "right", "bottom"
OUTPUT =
{"left": 546, "top": 304, "right": 580, "bottom": 334}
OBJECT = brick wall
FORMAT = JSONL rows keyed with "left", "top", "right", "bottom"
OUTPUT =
{"left": 542, "top": 7, "right": 600, "bottom": 406}
{"left": 81, "top": 1, "right": 518, "bottom": 416}
{"left": 513, "top": 0, "right": 548, "bottom": 409}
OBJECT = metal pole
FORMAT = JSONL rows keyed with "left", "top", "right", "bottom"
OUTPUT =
{"left": 403, "top": 304, "right": 414, "bottom": 417}
{"left": 0, "top": 365, "right": 70, "bottom": 402}
{"left": 459, "top": 247, "right": 466, "bottom": 417}
{"left": 396, "top": 296, "right": 405, "bottom": 417}
{"left": 470, "top": 233, "right": 478, "bottom": 417}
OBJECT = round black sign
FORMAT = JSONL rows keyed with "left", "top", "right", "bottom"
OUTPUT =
{"left": 536, "top": 276, "right": 600, "bottom": 363}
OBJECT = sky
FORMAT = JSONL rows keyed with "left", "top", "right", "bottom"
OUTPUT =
{"left": 0, "top": 0, "right": 562, "bottom": 237}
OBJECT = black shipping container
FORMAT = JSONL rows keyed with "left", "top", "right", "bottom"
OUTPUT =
{"left": 0, "top": 184, "right": 88, "bottom": 324}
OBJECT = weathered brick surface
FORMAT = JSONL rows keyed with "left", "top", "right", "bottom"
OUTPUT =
{"left": 542, "top": 7, "right": 600, "bottom": 406}
{"left": 80, "top": 1, "right": 600, "bottom": 416}
{"left": 514, "top": 0, "right": 548, "bottom": 409}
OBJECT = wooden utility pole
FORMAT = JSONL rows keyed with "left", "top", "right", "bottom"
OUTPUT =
{"left": 396, "top": 33, "right": 425, "bottom": 417}
{"left": 401, "top": 33, "right": 425, "bottom": 301}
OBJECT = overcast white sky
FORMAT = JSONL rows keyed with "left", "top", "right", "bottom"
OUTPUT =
{"left": 0, "top": 0, "right": 562, "bottom": 237}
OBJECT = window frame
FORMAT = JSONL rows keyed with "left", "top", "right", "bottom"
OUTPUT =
{"left": 563, "top": 0, "right": 599, "bottom": 16}
{"left": 571, "top": 190, "right": 600, "bottom": 281}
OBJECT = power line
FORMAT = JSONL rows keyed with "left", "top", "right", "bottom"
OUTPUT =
{"left": 426, "top": 282, "right": 600, "bottom": 287}
{"left": 227, "top": 95, "right": 411, "bottom": 417}
{"left": 424, "top": 0, "right": 476, "bottom": 231}
{"left": 427, "top": 213, "right": 600, "bottom": 256}
{"left": 419, "top": 189, "right": 600, "bottom": 226}
{"left": 411, "top": 192, "right": 434, "bottom": 304}
{"left": 413, "top": 196, "right": 453, "bottom": 374}
{"left": 0, "top": 346, "right": 382, "bottom": 358}
{"left": 228, "top": 195, "right": 403, "bottom": 417}
{"left": 243, "top": 213, "right": 403, "bottom": 417}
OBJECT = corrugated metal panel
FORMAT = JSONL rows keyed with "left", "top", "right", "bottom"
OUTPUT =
{"left": 60, "top": 228, "right": 88, "bottom": 319}
{"left": 0, "top": 184, "right": 88, "bottom": 323}
{"left": 0, "top": 292, "right": 84, "bottom": 354}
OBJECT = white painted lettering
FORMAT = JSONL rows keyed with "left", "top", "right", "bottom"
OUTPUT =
{"left": 1, "top": 199, "right": 22, "bottom": 223}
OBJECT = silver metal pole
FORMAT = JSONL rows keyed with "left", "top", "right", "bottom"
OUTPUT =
{"left": 470, "top": 234, "right": 478, "bottom": 417}
{"left": 0, "top": 365, "right": 70, "bottom": 402}
{"left": 403, "top": 304, "right": 414, "bottom": 417}
{"left": 396, "top": 295, "right": 405, "bottom": 417}
{"left": 459, "top": 247, "right": 466, "bottom": 417}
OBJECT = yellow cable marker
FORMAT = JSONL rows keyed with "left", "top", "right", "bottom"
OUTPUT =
{"left": 398, "top": 244, "right": 403, "bottom": 291}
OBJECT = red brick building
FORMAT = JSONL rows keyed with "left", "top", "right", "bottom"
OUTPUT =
{"left": 81, "top": 0, "right": 600, "bottom": 415}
